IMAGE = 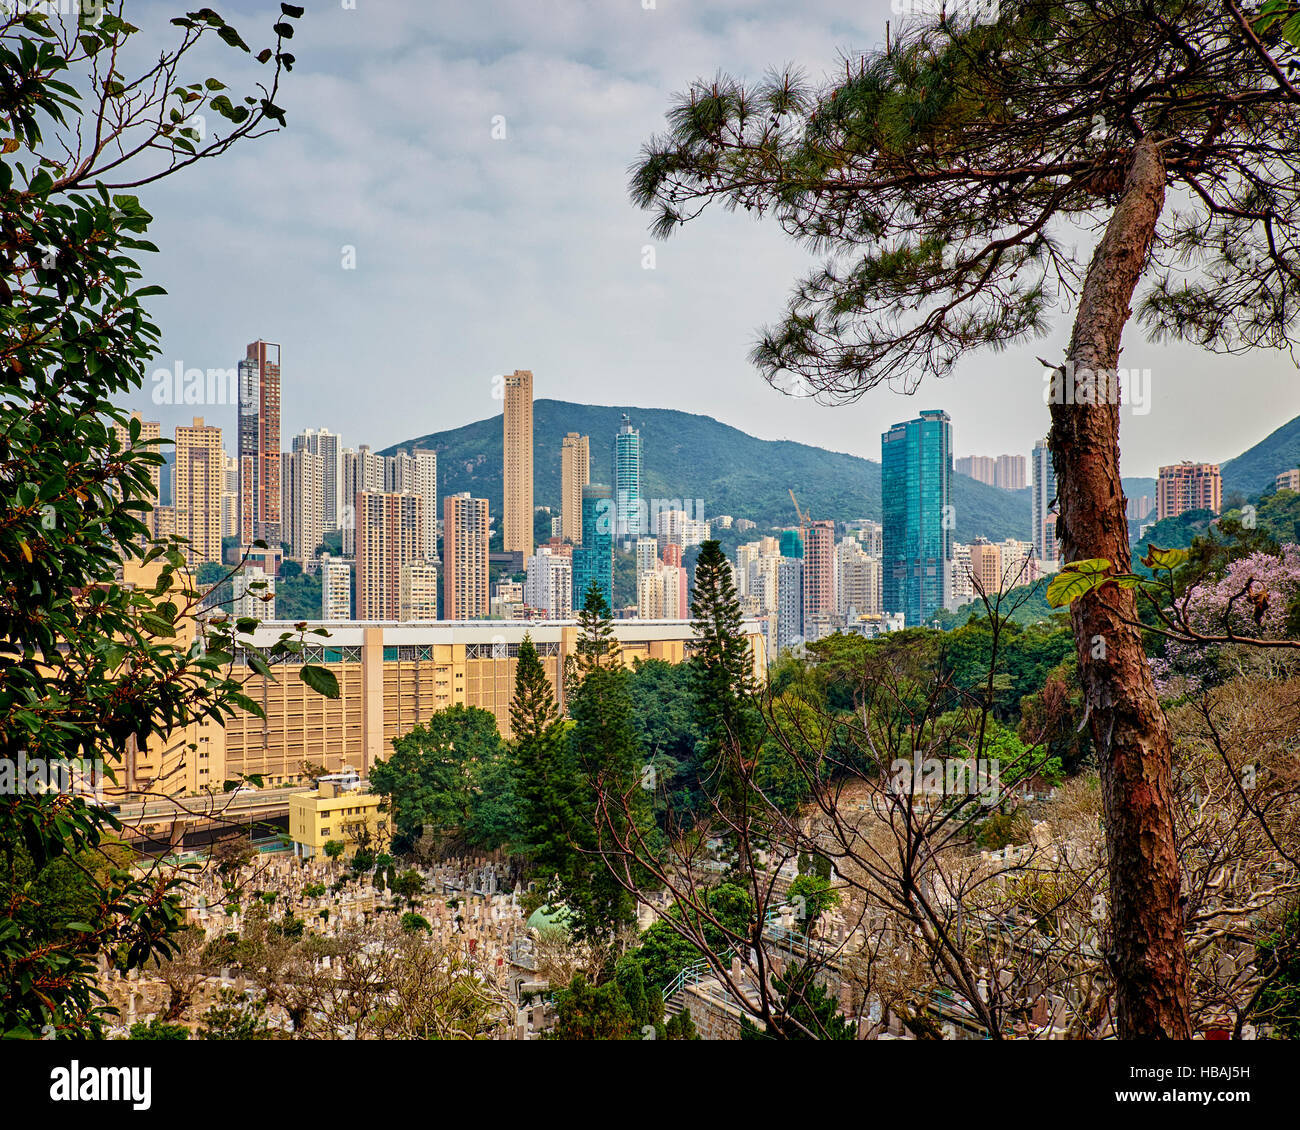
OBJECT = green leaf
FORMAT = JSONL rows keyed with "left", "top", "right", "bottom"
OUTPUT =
{"left": 1140, "top": 545, "right": 1188, "bottom": 572}
{"left": 1045, "top": 559, "right": 1113, "bottom": 608}
{"left": 299, "top": 664, "right": 340, "bottom": 699}
{"left": 217, "top": 25, "right": 250, "bottom": 51}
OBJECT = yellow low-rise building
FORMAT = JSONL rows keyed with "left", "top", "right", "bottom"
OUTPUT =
{"left": 288, "top": 779, "right": 388, "bottom": 859}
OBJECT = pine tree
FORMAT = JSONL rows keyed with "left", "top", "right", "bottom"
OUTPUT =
{"left": 511, "top": 635, "right": 570, "bottom": 868}
{"left": 575, "top": 579, "right": 619, "bottom": 674}
{"left": 690, "top": 540, "right": 763, "bottom": 807}
{"left": 510, "top": 634, "right": 559, "bottom": 744}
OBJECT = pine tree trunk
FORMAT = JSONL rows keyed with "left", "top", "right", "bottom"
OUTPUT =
{"left": 1049, "top": 136, "right": 1192, "bottom": 1039}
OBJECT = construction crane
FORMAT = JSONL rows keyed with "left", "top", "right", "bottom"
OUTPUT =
{"left": 788, "top": 488, "right": 809, "bottom": 528}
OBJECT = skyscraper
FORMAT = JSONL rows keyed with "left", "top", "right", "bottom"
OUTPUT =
{"left": 385, "top": 448, "right": 438, "bottom": 559}
{"left": 341, "top": 445, "right": 384, "bottom": 557}
{"left": 614, "top": 413, "right": 641, "bottom": 539}
{"left": 882, "top": 409, "right": 953, "bottom": 626}
{"left": 281, "top": 447, "right": 325, "bottom": 564}
{"left": 572, "top": 483, "right": 613, "bottom": 611}
{"left": 502, "top": 369, "right": 533, "bottom": 559}
{"left": 220, "top": 452, "right": 239, "bottom": 540}
{"left": 801, "top": 520, "right": 836, "bottom": 638}
{"left": 1031, "top": 437, "right": 1058, "bottom": 565}
{"left": 292, "top": 428, "right": 342, "bottom": 531}
{"left": 561, "top": 432, "right": 589, "bottom": 543}
{"left": 173, "top": 417, "right": 223, "bottom": 565}
{"left": 237, "top": 340, "right": 281, "bottom": 545}
{"left": 443, "top": 493, "right": 490, "bottom": 619}
{"left": 355, "top": 491, "right": 424, "bottom": 620}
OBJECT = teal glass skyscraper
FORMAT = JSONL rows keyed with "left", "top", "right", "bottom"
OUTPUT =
{"left": 613, "top": 413, "right": 641, "bottom": 539}
{"left": 572, "top": 482, "right": 614, "bottom": 611}
{"left": 882, "top": 410, "right": 953, "bottom": 626}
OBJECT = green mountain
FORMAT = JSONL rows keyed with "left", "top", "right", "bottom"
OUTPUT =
{"left": 1122, "top": 476, "right": 1156, "bottom": 500}
{"left": 384, "top": 400, "right": 1030, "bottom": 542}
{"left": 1221, "top": 415, "right": 1300, "bottom": 497}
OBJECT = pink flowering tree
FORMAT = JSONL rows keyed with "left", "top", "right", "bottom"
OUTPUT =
{"left": 1051, "top": 545, "right": 1300, "bottom": 696}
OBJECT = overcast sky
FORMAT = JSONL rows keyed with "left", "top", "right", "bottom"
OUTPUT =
{"left": 124, "top": 0, "right": 1300, "bottom": 481}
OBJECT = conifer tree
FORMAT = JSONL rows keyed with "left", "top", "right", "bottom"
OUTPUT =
{"left": 563, "top": 583, "right": 648, "bottom": 946}
{"left": 690, "top": 540, "right": 763, "bottom": 807}
{"left": 510, "top": 635, "right": 571, "bottom": 868}
{"left": 575, "top": 579, "right": 620, "bottom": 674}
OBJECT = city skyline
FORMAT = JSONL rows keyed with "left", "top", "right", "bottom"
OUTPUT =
{"left": 121, "top": 1, "right": 1299, "bottom": 483}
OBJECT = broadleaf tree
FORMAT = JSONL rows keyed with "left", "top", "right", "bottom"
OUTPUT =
{"left": 0, "top": 2, "right": 310, "bottom": 1036}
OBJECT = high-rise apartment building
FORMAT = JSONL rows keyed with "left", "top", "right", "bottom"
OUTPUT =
{"left": 355, "top": 492, "right": 424, "bottom": 620}
{"left": 561, "top": 432, "right": 589, "bottom": 544}
{"left": 779, "top": 529, "right": 804, "bottom": 559}
{"left": 524, "top": 547, "right": 573, "bottom": 618}
{"left": 572, "top": 483, "right": 614, "bottom": 611}
{"left": 443, "top": 493, "right": 490, "bottom": 619}
{"left": 320, "top": 553, "right": 352, "bottom": 620}
{"left": 777, "top": 557, "right": 804, "bottom": 652}
{"left": 220, "top": 452, "right": 239, "bottom": 540}
{"left": 801, "top": 519, "right": 837, "bottom": 631}
{"left": 385, "top": 448, "right": 438, "bottom": 559}
{"left": 1156, "top": 462, "right": 1222, "bottom": 521}
{"left": 967, "top": 538, "right": 1003, "bottom": 596}
{"left": 293, "top": 428, "right": 343, "bottom": 532}
{"left": 956, "top": 453, "right": 1026, "bottom": 491}
{"left": 636, "top": 536, "right": 659, "bottom": 578}
{"left": 996, "top": 454, "right": 1027, "bottom": 491}
{"left": 998, "top": 539, "right": 1037, "bottom": 589}
{"left": 237, "top": 340, "right": 281, "bottom": 545}
{"left": 614, "top": 413, "right": 641, "bottom": 539}
{"left": 173, "top": 417, "right": 223, "bottom": 565}
{"left": 1276, "top": 469, "right": 1300, "bottom": 493}
{"left": 955, "top": 455, "right": 997, "bottom": 486}
{"left": 836, "top": 537, "right": 882, "bottom": 618}
{"left": 656, "top": 509, "right": 710, "bottom": 550}
{"left": 882, "top": 409, "right": 953, "bottom": 626}
{"left": 232, "top": 565, "right": 275, "bottom": 621}
{"left": 950, "top": 542, "right": 974, "bottom": 609}
{"left": 502, "top": 369, "right": 533, "bottom": 558}
{"left": 844, "top": 519, "right": 883, "bottom": 558}
{"left": 113, "top": 412, "right": 162, "bottom": 542}
{"left": 399, "top": 560, "right": 440, "bottom": 621}
{"left": 1031, "top": 437, "right": 1059, "bottom": 566}
{"left": 281, "top": 447, "right": 326, "bottom": 564}
{"left": 341, "top": 445, "right": 385, "bottom": 557}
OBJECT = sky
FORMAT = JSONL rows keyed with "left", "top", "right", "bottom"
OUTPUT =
{"left": 119, "top": 0, "right": 1300, "bottom": 481}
